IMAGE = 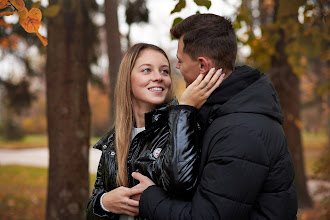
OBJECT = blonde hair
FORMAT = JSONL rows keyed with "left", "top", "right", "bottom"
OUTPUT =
{"left": 114, "top": 43, "right": 174, "bottom": 186}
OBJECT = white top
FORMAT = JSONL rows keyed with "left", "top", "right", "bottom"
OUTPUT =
{"left": 131, "top": 126, "right": 146, "bottom": 140}
{"left": 101, "top": 127, "right": 146, "bottom": 220}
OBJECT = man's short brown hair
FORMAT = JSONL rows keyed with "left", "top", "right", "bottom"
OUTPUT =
{"left": 171, "top": 14, "right": 237, "bottom": 72}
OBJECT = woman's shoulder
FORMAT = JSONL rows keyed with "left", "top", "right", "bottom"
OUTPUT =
{"left": 92, "top": 128, "right": 115, "bottom": 150}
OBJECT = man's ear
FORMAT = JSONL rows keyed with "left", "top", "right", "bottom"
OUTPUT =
{"left": 198, "top": 57, "right": 212, "bottom": 74}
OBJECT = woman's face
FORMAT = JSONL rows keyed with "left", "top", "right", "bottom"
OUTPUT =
{"left": 131, "top": 48, "right": 172, "bottom": 113}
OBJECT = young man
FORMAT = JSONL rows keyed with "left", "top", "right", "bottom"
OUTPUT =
{"left": 133, "top": 13, "right": 298, "bottom": 219}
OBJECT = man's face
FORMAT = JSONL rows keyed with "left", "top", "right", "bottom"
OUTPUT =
{"left": 176, "top": 37, "right": 200, "bottom": 86}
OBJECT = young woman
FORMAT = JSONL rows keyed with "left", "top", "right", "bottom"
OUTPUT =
{"left": 86, "top": 43, "right": 224, "bottom": 219}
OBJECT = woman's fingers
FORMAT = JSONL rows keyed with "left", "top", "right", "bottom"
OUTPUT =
{"left": 179, "top": 67, "right": 225, "bottom": 109}
{"left": 205, "top": 71, "right": 225, "bottom": 95}
{"left": 190, "top": 68, "right": 213, "bottom": 86}
{"left": 195, "top": 68, "right": 217, "bottom": 89}
{"left": 199, "top": 68, "right": 222, "bottom": 89}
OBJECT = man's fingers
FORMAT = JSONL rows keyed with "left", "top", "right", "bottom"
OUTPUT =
{"left": 131, "top": 171, "right": 145, "bottom": 182}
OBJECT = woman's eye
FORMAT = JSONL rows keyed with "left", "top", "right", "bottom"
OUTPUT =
{"left": 142, "top": 68, "right": 151, "bottom": 73}
{"left": 161, "top": 69, "right": 169, "bottom": 74}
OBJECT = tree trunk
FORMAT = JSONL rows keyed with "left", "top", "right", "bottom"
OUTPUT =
{"left": 46, "top": 1, "right": 91, "bottom": 219}
{"left": 105, "top": 0, "right": 122, "bottom": 128}
{"left": 268, "top": 27, "right": 313, "bottom": 208}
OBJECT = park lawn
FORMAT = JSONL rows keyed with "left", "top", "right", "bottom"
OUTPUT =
{"left": 0, "top": 135, "right": 101, "bottom": 149}
{"left": 0, "top": 165, "right": 328, "bottom": 220}
{"left": 0, "top": 165, "right": 97, "bottom": 220}
{"left": 0, "top": 135, "right": 48, "bottom": 149}
{"left": 301, "top": 132, "right": 328, "bottom": 177}
{"left": 0, "top": 132, "right": 327, "bottom": 219}
{"left": 0, "top": 132, "right": 326, "bottom": 177}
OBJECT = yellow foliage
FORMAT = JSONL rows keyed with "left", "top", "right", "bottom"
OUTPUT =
{"left": 0, "top": 0, "right": 48, "bottom": 46}
{"left": 19, "top": 8, "right": 42, "bottom": 33}
{"left": 22, "top": 117, "right": 47, "bottom": 134}
{"left": 10, "top": 0, "right": 25, "bottom": 11}
{"left": 0, "top": 0, "right": 10, "bottom": 9}
{"left": 0, "top": 11, "right": 13, "bottom": 17}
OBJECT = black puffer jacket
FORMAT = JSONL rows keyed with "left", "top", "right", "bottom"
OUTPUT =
{"left": 140, "top": 66, "right": 298, "bottom": 220}
{"left": 86, "top": 99, "right": 201, "bottom": 220}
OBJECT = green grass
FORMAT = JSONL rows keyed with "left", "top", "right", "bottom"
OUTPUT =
{"left": 301, "top": 131, "right": 328, "bottom": 177}
{"left": 302, "top": 131, "right": 328, "bottom": 149}
{"left": 0, "top": 165, "right": 97, "bottom": 220}
{"left": 0, "top": 134, "right": 48, "bottom": 149}
{"left": 0, "top": 134, "right": 101, "bottom": 149}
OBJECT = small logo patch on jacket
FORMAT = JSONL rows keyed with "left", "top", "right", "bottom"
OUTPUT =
{"left": 153, "top": 148, "right": 162, "bottom": 158}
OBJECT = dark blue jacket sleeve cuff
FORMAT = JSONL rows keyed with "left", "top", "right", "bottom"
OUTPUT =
{"left": 139, "top": 185, "right": 168, "bottom": 218}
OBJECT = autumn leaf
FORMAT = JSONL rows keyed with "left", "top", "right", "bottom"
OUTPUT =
{"left": 0, "top": 11, "right": 13, "bottom": 17}
{"left": 0, "top": 0, "right": 10, "bottom": 10}
{"left": 36, "top": 32, "right": 48, "bottom": 46}
{"left": 19, "top": 7, "right": 42, "bottom": 33}
{"left": 9, "top": 0, "right": 25, "bottom": 11}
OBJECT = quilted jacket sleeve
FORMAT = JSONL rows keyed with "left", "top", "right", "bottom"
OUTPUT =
{"left": 86, "top": 152, "right": 117, "bottom": 220}
{"left": 160, "top": 105, "right": 201, "bottom": 196}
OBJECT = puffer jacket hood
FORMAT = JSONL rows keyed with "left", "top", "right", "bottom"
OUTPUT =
{"left": 198, "top": 65, "right": 283, "bottom": 130}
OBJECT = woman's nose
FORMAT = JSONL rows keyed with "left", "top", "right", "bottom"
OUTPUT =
{"left": 152, "top": 71, "right": 162, "bottom": 81}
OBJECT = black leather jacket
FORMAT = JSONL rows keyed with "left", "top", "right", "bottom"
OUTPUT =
{"left": 86, "top": 98, "right": 201, "bottom": 219}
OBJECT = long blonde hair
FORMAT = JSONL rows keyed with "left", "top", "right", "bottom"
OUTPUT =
{"left": 114, "top": 43, "right": 174, "bottom": 186}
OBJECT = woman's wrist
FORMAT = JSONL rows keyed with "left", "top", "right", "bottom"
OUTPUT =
{"left": 100, "top": 193, "right": 110, "bottom": 212}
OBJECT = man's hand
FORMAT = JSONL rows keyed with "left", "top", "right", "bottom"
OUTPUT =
{"left": 131, "top": 172, "right": 155, "bottom": 201}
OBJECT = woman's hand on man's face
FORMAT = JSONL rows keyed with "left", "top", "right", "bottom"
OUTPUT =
{"left": 179, "top": 68, "right": 225, "bottom": 109}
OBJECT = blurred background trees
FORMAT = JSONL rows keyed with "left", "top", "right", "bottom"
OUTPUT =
{"left": 45, "top": 0, "right": 97, "bottom": 218}
{"left": 233, "top": 0, "right": 328, "bottom": 208}
{"left": 0, "top": 0, "right": 328, "bottom": 219}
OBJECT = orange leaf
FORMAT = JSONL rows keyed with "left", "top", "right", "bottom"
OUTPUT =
{"left": 19, "top": 8, "right": 42, "bottom": 33}
{"left": 0, "top": 0, "right": 10, "bottom": 10}
{"left": 18, "top": 7, "right": 27, "bottom": 19}
{"left": 9, "top": 0, "right": 25, "bottom": 11}
{"left": 0, "top": 11, "right": 13, "bottom": 17}
{"left": 36, "top": 32, "right": 48, "bottom": 46}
